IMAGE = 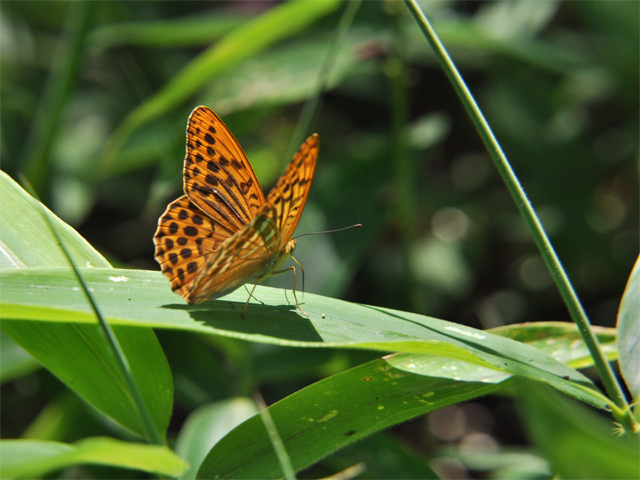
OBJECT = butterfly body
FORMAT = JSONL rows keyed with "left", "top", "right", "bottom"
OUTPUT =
{"left": 154, "top": 106, "right": 317, "bottom": 313}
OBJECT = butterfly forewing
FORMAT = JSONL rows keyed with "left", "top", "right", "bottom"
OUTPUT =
{"left": 183, "top": 106, "right": 265, "bottom": 231}
{"left": 266, "top": 134, "right": 319, "bottom": 245}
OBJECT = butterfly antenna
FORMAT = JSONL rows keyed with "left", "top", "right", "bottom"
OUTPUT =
{"left": 292, "top": 224, "right": 361, "bottom": 240}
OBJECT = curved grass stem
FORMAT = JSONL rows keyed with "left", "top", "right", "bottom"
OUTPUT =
{"left": 25, "top": 179, "right": 165, "bottom": 445}
{"left": 403, "top": 0, "right": 636, "bottom": 433}
{"left": 288, "top": 0, "right": 362, "bottom": 158}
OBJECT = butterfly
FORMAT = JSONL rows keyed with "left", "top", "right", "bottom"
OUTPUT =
{"left": 153, "top": 106, "right": 318, "bottom": 317}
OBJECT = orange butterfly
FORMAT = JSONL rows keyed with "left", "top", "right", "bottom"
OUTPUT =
{"left": 153, "top": 106, "right": 317, "bottom": 316}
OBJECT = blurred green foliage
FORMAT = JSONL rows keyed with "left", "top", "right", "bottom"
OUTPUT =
{"left": 1, "top": 0, "right": 637, "bottom": 478}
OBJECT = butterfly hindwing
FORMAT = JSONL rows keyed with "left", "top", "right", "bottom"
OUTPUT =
{"left": 154, "top": 195, "right": 229, "bottom": 301}
{"left": 183, "top": 106, "right": 266, "bottom": 232}
{"left": 188, "top": 205, "right": 282, "bottom": 303}
{"left": 266, "top": 134, "right": 319, "bottom": 245}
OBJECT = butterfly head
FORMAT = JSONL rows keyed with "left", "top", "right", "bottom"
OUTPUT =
{"left": 285, "top": 239, "right": 297, "bottom": 255}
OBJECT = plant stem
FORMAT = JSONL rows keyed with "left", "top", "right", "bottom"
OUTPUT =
{"left": 35, "top": 201, "right": 164, "bottom": 445}
{"left": 403, "top": 0, "right": 636, "bottom": 432}
{"left": 22, "top": 2, "right": 92, "bottom": 196}
{"left": 288, "top": 0, "right": 362, "bottom": 159}
{"left": 253, "top": 391, "right": 296, "bottom": 480}
{"left": 387, "top": 5, "right": 419, "bottom": 311}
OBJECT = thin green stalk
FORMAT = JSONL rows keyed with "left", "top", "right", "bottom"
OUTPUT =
{"left": 403, "top": 0, "right": 636, "bottom": 432}
{"left": 253, "top": 391, "right": 296, "bottom": 480}
{"left": 24, "top": 179, "right": 164, "bottom": 445}
{"left": 287, "top": 0, "right": 362, "bottom": 159}
{"left": 22, "top": 2, "right": 92, "bottom": 196}
{"left": 386, "top": 8, "right": 418, "bottom": 309}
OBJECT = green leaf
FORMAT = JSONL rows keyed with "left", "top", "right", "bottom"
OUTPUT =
{"left": 519, "top": 381, "right": 640, "bottom": 479}
{"left": 0, "top": 331, "right": 40, "bottom": 384}
{"left": 196, "top": 353, "right": 507, "bottom": 479}
{"left": 88, "top": 13, "right": 247, "bottom": 49}
{"left": 202, "top": 29, "right": 376, "bottom": 116}
{"left": 490, "top": 321, "right": 618, "bottom": 369}
{"left": 0, "top": 172, "right": 110, "bottom": 269}
{"left": 0, "top": 267, "right": 610, "bottom": 411}
{"left": 21, "top": 391, "right": 87, "bottom": 441}
{"left": 175, "top": 398, "right": 259, "bottom": 479}
{"left": 2, "top": 321, "right": 173, "bottom": 441}
{"left": 405, "top": 14, "right": 593, "bottom": 74}
{"left": 157, "top": 330, "right": 232, "bottom": 408}
{"left": 617, "top": 255, "right": 639, "bottom": 401}
{"left": 103, "top": 0, "right": 341, "bottom": 166}
{"left": 0, "top": 172, "right": 173, "bottom": 441}
{"left": 0, "top": 437, "right": 188, "bottom": 479}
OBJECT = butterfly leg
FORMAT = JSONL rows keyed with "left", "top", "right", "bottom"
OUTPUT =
{"left": 244, "top": 284, "right": 265, "bottom": 305}
{"left": 290, "top": 255, "right": 306, "bottom": 298}
{"left": 242, "top": 280, "right": 263, "bottom": 318}
{"left": 271, "top": 265, "right": 309, "bottom": 317}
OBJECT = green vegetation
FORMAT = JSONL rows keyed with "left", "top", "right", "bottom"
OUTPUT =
{"left": 1, "top": 1, "right": 638, "bottom": 478}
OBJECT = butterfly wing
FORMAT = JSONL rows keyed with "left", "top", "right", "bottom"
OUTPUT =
{"left": 184, "top": 106, "right": 266, "bottom": 231}
{"left": 187, "top": 204, "right": 283, "bottom": 303}
{"left": 155, "top": 108, "right": 319, "bottom": 306}
{"left": 154, "top": 195, "right": 231, "bottom": 300}
{"left": 187, "top": 135, "right": 319, "bottom": 303}
{"left": 265, "top": 134, "right": 319, "bottom": 245}
{"left": 154, "top": 106, "right": 266, "bottom": 302}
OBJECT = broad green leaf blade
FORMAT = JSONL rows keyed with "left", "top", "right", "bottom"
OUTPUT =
{"left": 88, "top": 13, "right": 246, "bottom": 49}
{"left": 196, "top": 353, "right": 508, "bottom": 479}
{"left": 519, "top": 381, "right": 640, "bottom": 479}
{"left": 0, "top": 172, "right": 110, "bottom": 269}
{"left": 103, "top": 0, "right": 341, "bottom": 165}
{"left": 175, "top": 398, "right": 259, "bottom": 479}
{"left": 0, "top": 267, "right": 609, "bottom": 410}
{"left": 617, "top": 255, "right": 639, "bottom": 401}
{"left": 2, "top": 321, "right": 173, "bottom": 441}
{"left": 406, "top": 15, "right": 593, "bottom": 74}
{"left": 490, "top": 321, "right": 617, "bottom": 369}
{"left": 202, "top": 29, "right": 376, "bottom": 116}
{"left": 0, "top": 437, "right": 188, "bottom": 479}
{"left": 22, "top": 391, "right": 87, "bottom": 441}
{"left": 0, "top": 331, "right": 40, "bottom": 383}
{"left": 0, "top": 172, "right": 173, "bottom": 440}
{"left": 157, "top": 330, "right": 232, "bottom": 407}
